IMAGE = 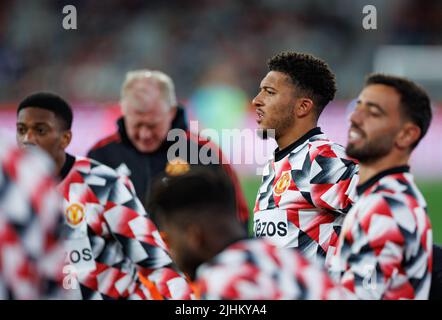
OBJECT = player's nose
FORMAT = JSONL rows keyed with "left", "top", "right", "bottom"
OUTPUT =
{"left": 349, "top": 107, "right": 364, "bottom": 127}
{"left": 22, "top": 131, "right": 37, "bottom": 145}
{"left": 252, "top": 93, "right": 264, "bottom": 108}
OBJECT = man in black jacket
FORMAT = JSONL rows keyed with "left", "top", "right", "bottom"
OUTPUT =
{"left": 87, "top": 70, "right": 249, "bottom": 227}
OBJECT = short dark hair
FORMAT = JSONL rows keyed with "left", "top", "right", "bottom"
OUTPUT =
{"left": 148, "top": 167, "right": 237, "bottom": 227}
{"left": 365, "top": 73, "right": 432, "bottom": 149}
{"left": 268, "top": 51, "right": 337, "bottom": 117}
{"left": 17, "top": 92, "right": 73, "bottom": 130}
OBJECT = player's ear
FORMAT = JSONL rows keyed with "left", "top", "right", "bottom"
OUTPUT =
{"left": 61, "top": 130, "right": 72, "bottom": 149}
{"left": 187, "top": 224, "right": 205, "bottom": 252}
{"left": 295, "top": 98, "right": 315, "bottom": 118}
{"left": 396, "top": 122, "right": 421, "bottom": 150}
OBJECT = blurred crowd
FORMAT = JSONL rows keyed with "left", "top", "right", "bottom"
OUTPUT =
{"left": 1, "top": 0, "right": 442, "bottom": 103}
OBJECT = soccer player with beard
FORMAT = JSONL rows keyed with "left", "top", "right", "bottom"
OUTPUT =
{"left": 16, "top": 92, "right": 192, "bottom": 300}
{"left": 329, "top": 74, "right": 433, "bottom": 300}
{"left": 253, "top": 52, "right": 359, "bottom": 264}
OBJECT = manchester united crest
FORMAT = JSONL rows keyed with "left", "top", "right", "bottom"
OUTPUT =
{"left": 165, "top": 158, "right": 190, "bottom": 177}
{"left": 65, "top": 203, "right": 85, "bottom": 227}
{"left": 273, "top": 171, "right": 291, "bottom": 196}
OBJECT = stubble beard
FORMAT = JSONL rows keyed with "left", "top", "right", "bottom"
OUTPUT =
{"left": 258, "top": 106, "right": 295, "bottom": 141}
{"left": 346, "top": 135, "right": 395, "bottom": 164}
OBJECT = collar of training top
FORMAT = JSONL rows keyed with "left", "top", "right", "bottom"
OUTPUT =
{"left": 356, "top": 165, "right": 410, "bottom": 196}
{"left": 117, "top": 105, "right": 188, "bottom": 152}
{"left": 274, "top": 127, "right": 323, "bottom": 162}
{"left": 59, "top": 153, "right": 76, "bottom": 181}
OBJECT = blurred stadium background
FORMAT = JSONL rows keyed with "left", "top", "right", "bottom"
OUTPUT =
{"left": 0, "top": 0, "right": 441, "bottom": 242}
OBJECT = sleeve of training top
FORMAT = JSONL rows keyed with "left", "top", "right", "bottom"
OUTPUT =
{"left": 308, "top": 142, "right": 358, "bottom": 214}
{"left": 101, "top": 174, "right": 193, "bottom": 299}
{"left": 333, "top": 193, "right": 431, "bottom": 300}
{"left": 0, "top": 145, "right": 66, "bottom": 299}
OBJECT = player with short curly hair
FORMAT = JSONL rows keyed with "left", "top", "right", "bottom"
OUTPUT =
{"left": 253, "top": 52, "right": 359, "bottom": 265}
{"left": 148, "top": 166, "right": 346, "bottom": 300}
{"left": 267, "top": 51, "right": 337, "bottom": 118}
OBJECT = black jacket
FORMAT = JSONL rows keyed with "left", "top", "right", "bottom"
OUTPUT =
{"left": 430, "top": 244, "right": 442, "bottom": 300}
{"left": 87, "top": 106, "right": 249, "bottom": 225}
